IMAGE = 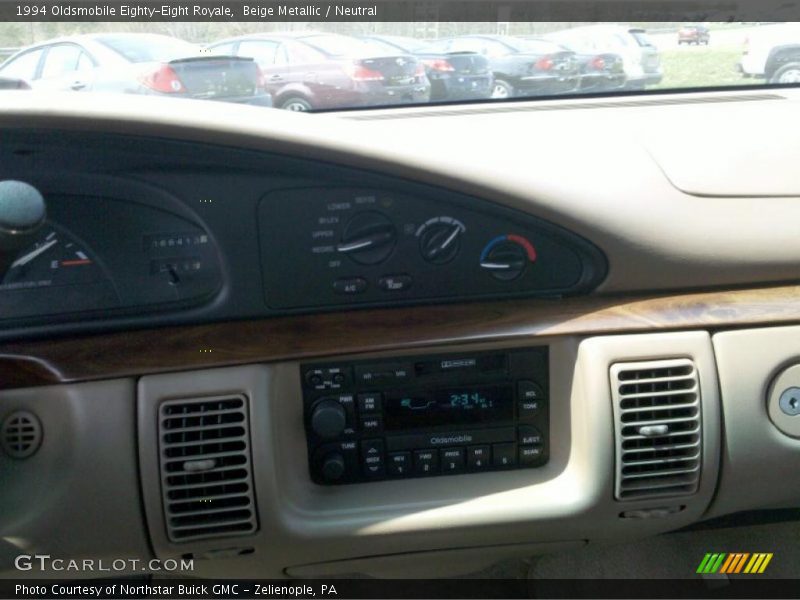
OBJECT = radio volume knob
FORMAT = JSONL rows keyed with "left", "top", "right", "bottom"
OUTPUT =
{"left": 310, "top": 399, "right": 347, "bottom": 439}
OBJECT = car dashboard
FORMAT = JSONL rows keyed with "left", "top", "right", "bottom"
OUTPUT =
{"left": 3, "top": 89, "right": 800, "bottom": 579}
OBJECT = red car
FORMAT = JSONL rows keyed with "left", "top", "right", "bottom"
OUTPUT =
{"left": 678, "top": 25, "right": 711, "bottom": 45}
{"left": 207, "top": 33, "right": 431, "bottom": 111}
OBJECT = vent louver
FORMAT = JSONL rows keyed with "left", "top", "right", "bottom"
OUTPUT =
{"left": 611, "top": 359, "right": 701, "bottom": 500}
{"left": 158, "top": 395, "right": 258, "bottom": 542}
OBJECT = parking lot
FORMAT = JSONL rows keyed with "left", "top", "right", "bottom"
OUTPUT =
{"left": 0, "top": 22, "right": 794, "bottom": 108}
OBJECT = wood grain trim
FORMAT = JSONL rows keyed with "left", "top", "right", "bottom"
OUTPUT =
{"left": 2, "top": 284, "right": 800, "bottom": 389}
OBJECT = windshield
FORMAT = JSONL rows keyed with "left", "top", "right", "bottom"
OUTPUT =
{"left": 94, "top": 34, "right": 201, "bottom": 63}
{"left": 1, "top": 20, "right": 798, "bottom": 110}
{"left": 298, "top": 34, "right": 377, "bottom": 57}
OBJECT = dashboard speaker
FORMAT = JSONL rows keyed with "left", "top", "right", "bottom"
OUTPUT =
{"left": 157, "top": 395, "right": 258, "bottom": 542}
{"left": 1, "top": 410, "right": 42, "bottom": 459}
{"left": 610, "top": 359, "right": 701, "bottom": 500}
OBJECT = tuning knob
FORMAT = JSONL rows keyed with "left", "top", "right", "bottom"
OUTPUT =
{"left": 310, "top": 399, "right": 347, "bottom": 439}
{"left": 337, "top": 211, "right": 396, "bottom": 265}
{"left": 320, "top": 452, "right": 346, "bottom": 482}
{"left": 0, "top": 180, "right": 46, "bottom": 279}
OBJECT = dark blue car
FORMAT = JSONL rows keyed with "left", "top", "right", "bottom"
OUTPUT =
{"left": 358, "top": 34, "right": 493, "bottom": 102}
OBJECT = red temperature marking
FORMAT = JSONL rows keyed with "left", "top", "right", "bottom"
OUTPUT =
{"left": 506, "top": 234, "right": 537, "bottom": 261}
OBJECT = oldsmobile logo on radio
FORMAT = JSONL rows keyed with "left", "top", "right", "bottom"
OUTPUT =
{"left": 430, "top": 434, "right": 473, "bottom": 445}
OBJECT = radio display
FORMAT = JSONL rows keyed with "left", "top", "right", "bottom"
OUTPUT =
{"left": 384, "top": 385, "right": 513, "bottom": 430}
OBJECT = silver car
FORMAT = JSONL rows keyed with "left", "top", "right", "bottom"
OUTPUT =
{"left": 545, "top": 25, "right": 663, "bottom": 90}
{"left": 0, "top": 33, "right": 272, "bottom": 106}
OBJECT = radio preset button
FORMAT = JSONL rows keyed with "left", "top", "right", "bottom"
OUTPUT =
{"left": 361, "top": 439, "right": 385, "bottom": 478}
{"left": 466, "top": 445, "right": 491, "bottom": 470}
{"left": 518, "top": 425, "right": 543, "bottom": 446}
{"left": 519, "top": 445, "right": 544, "bottom": 466}
{"left": 441, "top": 447, "right": 465, "bottom": 473}
{"left": 359, "top": 414, "right": 383, "bottom": 433}
{"left": 387, "top": 452, "right": 411, "bottom": 477}
{"left": 492, "top": 443, "right": 517, "bottom": 468}
{"left": 414, "top": 449, "right": 439, "bottom": 475}
{"left": 357, "top": 392, "right": 383, "bottom": 413}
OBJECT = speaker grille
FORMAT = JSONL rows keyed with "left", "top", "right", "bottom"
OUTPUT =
{"left": 1, "top": 411, "right": 42, "bottom": 459}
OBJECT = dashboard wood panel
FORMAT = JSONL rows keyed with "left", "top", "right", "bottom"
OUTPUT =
{"left": 3, "top": 283, "right": 800, "bottom": 389}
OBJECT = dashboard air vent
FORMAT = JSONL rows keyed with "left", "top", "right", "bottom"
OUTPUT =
{"left": 611, "top": 359, "right": 701, "bottom": 500}
{"left": 158, "top": 395, "right": 258, "bottom": 542}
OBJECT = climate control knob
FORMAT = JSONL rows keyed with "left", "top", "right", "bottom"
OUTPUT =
{"left": 419, "top": 222, "right": 463, "bottom": 264}
{"left": 320, "top": 452, "right": 347, "bottom": 482}
{"left": 479, "top": 235, "right": 536, "bottom": 281}
{"left": 310, "top": 399, "right": 347, "bottom": 439}
{"left": 337, "top": 211, "right": 396, "bottom": 265}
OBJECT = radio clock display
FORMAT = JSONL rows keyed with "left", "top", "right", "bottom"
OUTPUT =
{"left": 384, "top": 385, "right": 513, "bottom": 429}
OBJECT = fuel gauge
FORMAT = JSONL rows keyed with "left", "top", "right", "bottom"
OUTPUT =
{"left": 1, "top": 225, "right": 108, "bottom": 291}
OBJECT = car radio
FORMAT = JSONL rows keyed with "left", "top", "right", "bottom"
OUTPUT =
{"left": 301, "top": 347, "right": 549, "bottom": 485}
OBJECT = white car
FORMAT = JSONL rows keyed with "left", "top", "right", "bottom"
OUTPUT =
{"left": 739, "top": 22, "right": 800, "bottom": 83}
{"left": 544, "top": 24, "right": 662, "bottom": 89}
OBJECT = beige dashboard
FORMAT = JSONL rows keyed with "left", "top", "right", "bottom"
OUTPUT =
{"left": 2, "top": 89, "right": 800, "bottom": 579}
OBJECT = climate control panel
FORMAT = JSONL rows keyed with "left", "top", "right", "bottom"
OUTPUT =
{"left": 301, "top": 347, "right": 549, "bottom": 485}
{"left": 259, "top": 187, "right": 605, "bottom": 310}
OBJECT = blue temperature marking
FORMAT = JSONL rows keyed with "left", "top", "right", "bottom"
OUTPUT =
{"left": 480, "top": 235, "right": 508, "bottom": 262}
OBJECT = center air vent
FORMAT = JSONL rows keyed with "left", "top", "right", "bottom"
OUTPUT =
{"left": 158, "top": 395, "right": 258, "bottom": 542}
{"left": 611, "top": 359, "right": 701, "bottom": 500}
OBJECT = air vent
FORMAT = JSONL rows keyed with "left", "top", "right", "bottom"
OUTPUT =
{"left": 611, "top": 359, "right": 701, "bottom": 500}
{"left": 1, "top": 410, "right": 42, "bottom": 459}
{"left": 158, "top": 395, "right": 258, "bottom": 542}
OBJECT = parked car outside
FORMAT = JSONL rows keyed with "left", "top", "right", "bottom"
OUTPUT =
{"left": 678, "top": 25, "right": 711, "bottom": 45}
{"left": 420, "top": 35, "right": 580, "bottom": 99}
{"left": 738, "top": 22, "right": 800, "bottom": 83}
{"left": 207, "top": 32, "right": 431, "bottom": 111}
{"left": 0, "top": 77, "right": 30, "bottom": 90}
{"left": 520, "top": 36, "right": 626, "bottom": 92}
{"left": 544, "top": 25, "right": 662, "bottom": 90}
{"left": 357, "top": 34, "right": 493, "bottom": 101}
{"left": 0, "top": 33, "right": 272, "bottom": 106}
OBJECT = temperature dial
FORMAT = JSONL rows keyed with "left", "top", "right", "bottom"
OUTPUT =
{"left": 480, "top": 234, "right": 537, "bottom": 281}
{"left": 337, "top": 211, "right": 396, "bottom": 265}
{"left": 417, "top": 218, "right": 465, "bottom": 265}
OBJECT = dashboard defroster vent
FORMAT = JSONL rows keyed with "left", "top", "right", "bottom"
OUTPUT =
{"left": 611, "top": 359, "right": 701, "bottom": 500}
{"left": 158, "top": 395, "right": 258, "bottom": 542}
